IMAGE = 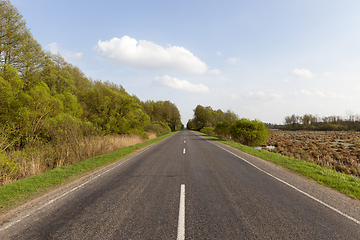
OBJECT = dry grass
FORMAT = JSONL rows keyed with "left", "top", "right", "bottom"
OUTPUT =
{"left": 265, "top": 130, "right": 360, "bottom": 177}
{"left": 0, "top": 132, "right": 157, "bottom": 186}
{"left": 105, "top": 132, "right": 156, "bottom": 149}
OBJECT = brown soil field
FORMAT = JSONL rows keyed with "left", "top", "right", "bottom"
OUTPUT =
{"left": 264, "top": 130, "right": 360, "bottom": 177}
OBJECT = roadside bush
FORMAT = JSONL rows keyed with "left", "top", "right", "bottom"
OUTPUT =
{"left": 215, "top": 121, "right": 231, "bottom": 138}
{"left": 318, "top": 123, "right": 345, "bottom": 131}
{"left": 201, "top": 127, "right": 214, "bottom": 135}
{"left": 43, "top": 114, "right": 101, "bottom": 167}
{"left": 230, "top": 118, "right": 269, "bottom": 146}
{"left": 144, "top": 123, "right": 171, "bottom": 137}
{"left": 0, "top": 153, "right": 19, "bottom": 184}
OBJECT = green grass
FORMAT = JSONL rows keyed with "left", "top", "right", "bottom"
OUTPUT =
{"left": 0, "top": 132, "right": 175, "bottom": 211}
{"left": 199, "top": 133, "right": 360, "bottom": 200}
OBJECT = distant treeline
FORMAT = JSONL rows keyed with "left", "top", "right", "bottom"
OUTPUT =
{"left": 0, "top": 0, "right": 182, "bottom": 184}
{"left": 186, "top": 105, "right": 238, "bottom": 131}
{"left": 187, "top": 105, "right": 268, "bottom": 146}
{"left": 266, "top": 113, "right": 360, "bottom": 131}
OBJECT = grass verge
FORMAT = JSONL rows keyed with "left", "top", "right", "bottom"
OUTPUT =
{"left": 199, "top": 132, "right": 360, "bottom": 200}
{"left": 0, "top": 132, "right": 175, "bottom": 212}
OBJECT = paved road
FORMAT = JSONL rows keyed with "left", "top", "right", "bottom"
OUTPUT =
{"left": 1, "top": 130, "right": 360, "bottom": 239}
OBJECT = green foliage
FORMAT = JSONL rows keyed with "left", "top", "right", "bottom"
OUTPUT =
{"left": 0, "top": 153, "right": 19, "bottom": 179}
{"left": 141, "top": 100, "right": 181, "bottom": 131}
{"left": 188, "top": 105, "right": 270, "bottom": 146}
{"left": 20, "top": 81, "right": 62, "bottom": 145}
{"left": 144, "top": 122, "right": 171, "bottom": 137}
{"left": 187, "top": 105, "right": 238, "bottom": 131}
{"left": 230, "top": 118, "right": 269, "bottom": 146}
{"left": 82, "top": 80, "right": 150, "bottom": 136}
{"left": 1, "top": 65, "right": 62, "bottom": 145}
{"left": 41, "top": 65, "right": 73, "bottom": 94}
{"left": 318, "top": 123, "right": 345, "bottom": 131}
{"left": 0, "top": 0, "right": 27, "bottom": 65}
{"left": 215, "top": 121, "right": 231, "bottom": 138}
{"left": 193, "top": 105, "right": 213, "bottom": 130}
{"left": 0, "top": 64, "right": 22, "bottom": 118}
{"left": 55, "top": 91, "right": 83, "bottom": 117}
{"left": 46, "top": 113, "right": 98, "bottom": 141}
{"left": 200, "top": 127, "right": 214, "bottom": 135}
{"left": 186, "top": 119, "right": 195, "bottom": 130}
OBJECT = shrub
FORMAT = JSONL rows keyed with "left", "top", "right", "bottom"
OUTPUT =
{"left": 318, "top": 123, "right": 345, "bottom": 131}
{"left": 201, "top": 127, "right": 214, "bottom": 135}
{"left": 230, "top": 118, "right": 269, "bottom": 146}
{"left": 144, "top": 123, "right": 171, "bottom": 137}
{"left": 215, "top": 121, "right": 231, "bottom": 138}
{"left": 0, "top": 153, "right": 19, "bottom": 183}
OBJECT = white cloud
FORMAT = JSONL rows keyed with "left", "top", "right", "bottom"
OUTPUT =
{"left": 230, "top": 94, "right": 241, "bottom": 99}
{"left": 46, "top": 42, "right": 83, "bottom": 60}
{"left": 283, "top": 78, "right": 291, "bottom": 83}
{"left": 328, "top": 92, "right": 351, "bottom": 99}
{"left": 290, "top": 68, "right": 316, "bottom": 78}
{"left": 216, "top": 51, "right": 222, "bottom": 56}
{"left": 323, "top": 71, "right": 333, "bottom": 77}
{"left": 209, "top": 68, "right": 221, "bottom": 74}
{"left": 294, "top": 89, "right": 351, "bottom": 99}
{"left": 226, "top": 57, "right": 240, "bottom": 64}
{"left": 315, "top": 90, "right": 326, "bottom": 97}
{"left": 47, "top": 42, "right": 59, "bottom": 54}
{"left": 95, "top": 36, "right": 208, "bottom": 74}
{"left": 154, "top": 75, "right": 210, "bottom": 93}
{"left": 247, "top": 91, "right": 265, "bottom": 98}
{"left": 64, "top": 51, "right": 83, "bottom": 60}
{"left": 300, "top": 89, "right": 312, "bottom": 95}
{"left": 245, "top": 90, "right": 283, "bottom": 101}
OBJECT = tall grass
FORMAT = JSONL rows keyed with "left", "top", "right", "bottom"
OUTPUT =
{"left": 0, "top": 133, "right": 156, "bottom": 186}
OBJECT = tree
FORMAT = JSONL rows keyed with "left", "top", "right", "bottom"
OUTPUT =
{"left": 224, "top": 110, "right": 238, "bottom": 124}
{"left": 141, "top": 100, "right": 181, "bottom": 131}
{"left": 215, "top": 121, "right": 231, "bottom": 138}
{"left": 193, "top": 105, "right": 212, "bottom": 130}
{"left": 82, "top": 80, "right": 150, "bottom": 136}
{"left": 0, "top": 0, "right": 27, "bottom": 66}
{"left": 13, "top": 32, "right": 45, "bottom": 83}
{"left": 186, "top": 119, "right": 195, "bottom": 130}
{"left": 188, "top": 105, "right": 239, "bottom": 132}
{"left": 0, "top": 64, "right": 23, "bottom": 123}
{"left": 24, "top": 81, "right": 63, "bottom": 145}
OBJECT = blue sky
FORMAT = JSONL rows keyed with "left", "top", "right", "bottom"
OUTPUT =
{"left": 11, "top": 0, "right": 360, "bottom": 124}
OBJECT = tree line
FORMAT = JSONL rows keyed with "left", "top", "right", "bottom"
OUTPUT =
{"left": 281, "top": 113, "right": 360, "bottom": 131}
{"left": 186, "top": 105, "right": 269, "bottom": 146}
{"left": 0, "top": 0, "right": 182, "bottom": 184}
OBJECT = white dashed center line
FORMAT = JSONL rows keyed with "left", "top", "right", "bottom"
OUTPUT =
{"left": 177, "top": 184, "right": 185, "bottom": 240}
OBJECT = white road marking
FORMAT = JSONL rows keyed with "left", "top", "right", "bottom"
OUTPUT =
{"left": 184, "top": 141, "right": 186, "bottom": 143}
{"left": 183, "top": 148, "right": 186, "bottom": 154}
{"left": 177, "top": 184, "right": 185, "bottom": 240}
{"left": 210, "top": 140, "right": 360, "bottom": 225}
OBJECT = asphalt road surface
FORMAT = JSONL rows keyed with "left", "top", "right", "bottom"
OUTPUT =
{"left": 1, "top": 130, "right": 360, "bottom": 239}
